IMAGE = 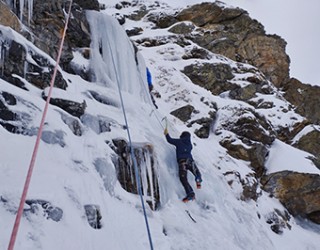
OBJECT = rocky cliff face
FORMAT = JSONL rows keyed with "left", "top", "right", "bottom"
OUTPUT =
{"left": 121, "top": 1, "right": 320, "bottom": 225}
{"left": 0, "top": 0, "right": 92, "bottom": 91}
{"left": 1, "top": 0, "right": 319, "bottom": 228}
{"left": 262, "top": 171, "right": 320, "bottom": 224}
{"left": 149, "top": 2, "right": 290, "bottom": 87}
{"left": 144, "top": 2, "right": 320, "bottom": 125}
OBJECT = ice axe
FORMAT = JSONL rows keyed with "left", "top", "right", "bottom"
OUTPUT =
{"left": 161, "top": 116, "right": 168, "bottom": 130}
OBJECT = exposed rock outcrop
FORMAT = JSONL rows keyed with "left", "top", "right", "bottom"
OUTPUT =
{"left": 0, "top": 1, "right": 21, "bottom": 32}
{"left": 84, "top": 204, "right": 102, "bottom": 229}
{"left": 262, "top": 171, "right": 320, "bottom": 224}
{"left": 237, "top": 34, "right": 289, "bottom": 87}
{"left": 265, "top": 209, "right": 291, "bottom": 234}
{"left": 42, "top": 94, "right": 87, "bottom": 118}
{"left": 25, "top": 199, "right": 63, "bottom": 222}
{"left": 73, "top": 0, "right": 100, "bottom": 10}
{"left": 0, "top": 98, "right": 17, "bottom": 133}
{"left": 170, "top": 104, "right": 195, "bottom": 122}
{"left": 283, "top": 78, "right": 320, "bottom": 125}
{"left": 221, "top": 140, "right": 269, "bottom": 177}
{"left": 224, "top": 171, "right": 260, "bottom": 201}
{"left": 147, "top": 11, "right": 177, "bottom": 28}
{"left": 0, "top": 0, "right": 92, "bottom": 77}
{"left": 182, "top": 63, "right": 235, "bottom": 96}
{"left": 175, "top": 2, "right": 290, "bottom": 87}
{"left": 0, "top": 91, "right": 38, "bottom": 135}
{"left": 217, "top": 107, "right": 275, "bottom": 145}
{"left": 28, "top": 0, "right": 92, "bottom": 70}
{"left": 293, "top": 127, "right": 320, "bottom": 169}
{"left": 111, "top": 139, "right": 160, "bottom": 210}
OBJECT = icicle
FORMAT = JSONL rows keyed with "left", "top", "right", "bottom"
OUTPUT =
{"left": 10, "top": 0, "right": 33, "bottom": 24}
{"left": 19, "top": 0, "right": 24, "bottom": 21}
{"left": 131, "top": 146, "right": 157, "bottom": 209}
{"left": 27, "top": 0, "right": 33, "bottom": 25}
{"left": 0, "top": 42, "right": 3, "bottom": 76}
{"left": 128, "top": 148, "right": 135, "bottom": 191}
{"left": 145, "top": 149, "right": 156, "bottom": 209}
{"left": 23, "top": 58, "right": 28, "bottom": 79}
{"left": 0, "top": 38, "right": 10, "bottom": 76}
{"left": 140, "top": 148, "right": 148, "bottom": 198}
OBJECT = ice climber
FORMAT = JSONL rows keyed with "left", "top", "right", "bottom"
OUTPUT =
{"left": 164, "top": 128, "right": 202, "bottom": 202}
{"left": 146, "top": 67, "right": 158, "bottom": 109}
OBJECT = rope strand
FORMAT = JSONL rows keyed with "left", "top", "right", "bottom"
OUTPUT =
{"left": 105, "top": 28, "right": 154, "bottom": 250}
{"left": 7, "top": 2, "right": 73, "bottom": 249}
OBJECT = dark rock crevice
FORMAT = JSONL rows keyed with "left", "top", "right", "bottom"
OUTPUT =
{"left": 111, "top": 139, "right": 160, "bottom": 210}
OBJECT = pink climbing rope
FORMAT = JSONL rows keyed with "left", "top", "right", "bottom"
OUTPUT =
{"left": 7, "top": 2, "right": 73, "bottom": 250}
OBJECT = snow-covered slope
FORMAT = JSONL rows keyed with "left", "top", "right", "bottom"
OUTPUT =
{"left": 1, "top": 1, "right": 320, "bottom": 250}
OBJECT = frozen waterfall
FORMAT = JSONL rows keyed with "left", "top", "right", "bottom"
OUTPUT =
{"left": 86, "top": 11, "right": 149, "bottom": 103}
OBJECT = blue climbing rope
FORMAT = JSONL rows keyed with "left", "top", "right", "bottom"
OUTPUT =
{"left": 105, "top": 34, "right": 154, "bottom": 250}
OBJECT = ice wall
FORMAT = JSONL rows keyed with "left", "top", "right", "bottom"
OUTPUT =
{"left": 86, "top": 11, "right": 148, "bottom": 101}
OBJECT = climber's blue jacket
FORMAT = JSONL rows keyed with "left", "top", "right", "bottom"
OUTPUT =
{"left": 165, "top": 132, "right": 193, "bottom": 161}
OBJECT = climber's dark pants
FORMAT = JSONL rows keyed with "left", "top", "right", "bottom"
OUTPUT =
{"left": 178, "top": 159, "right": 201, "bottom": 195}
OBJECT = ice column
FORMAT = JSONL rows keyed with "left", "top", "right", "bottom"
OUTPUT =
{"left": 86, "top": 11, "right": 146, "bottom": 100}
